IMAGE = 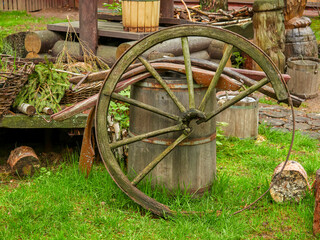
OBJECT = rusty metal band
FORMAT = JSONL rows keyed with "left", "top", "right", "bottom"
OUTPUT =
{"left": 134, "top": 81, "right": 204, "bottom": 90}
{"left": 129, "top": 131, "right": 216, "bottom": 146}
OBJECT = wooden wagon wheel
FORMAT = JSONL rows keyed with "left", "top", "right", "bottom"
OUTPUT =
{"left": 95, "top": 25, "right": 288, "bottom": 217}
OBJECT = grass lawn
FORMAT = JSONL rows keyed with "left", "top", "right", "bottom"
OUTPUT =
{"left": 0, "top": 11, "right": 66, "bottom": 52}
{"left": 0, "top": 125, "right": 319, "bottom": 239}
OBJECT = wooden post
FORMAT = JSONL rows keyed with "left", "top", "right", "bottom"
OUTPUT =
{"left": 314, "top": 169, "right": 320, "bottom": 236}
{"left": 79, "top": 0, "right": 98, "bottom": 54}
{"left": 253, "top": 0, "right": 286, "bottom": 73}
{"left": 160, "top": 0, "right": 174, "bottom": 18}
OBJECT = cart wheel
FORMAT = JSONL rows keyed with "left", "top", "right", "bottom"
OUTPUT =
{"left": 95, "top": 25, "right": 288, "bottom": 217}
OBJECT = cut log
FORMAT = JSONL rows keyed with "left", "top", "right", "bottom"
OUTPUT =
{"left": 7, "top": 146, "right": 40, "bottom": 176}
{"left": 270, "top": 160, "right": 310, "bottom": 203}
{"left": 25, "top": 52, "right": 40, "bottom": 59}
{"left": 17, "top": 103, "right": 36, "bottom": 116}
{"left": 51, "top": 40, "right": 117, "bottom": 67}
{"left": 147, "top": 51, "right": 175, "bottom": 61}
{"left": 3, "top": 32, "right": 28, "bottom": 57}
{"left": 24, "top": 30, "right": 63, "bottom": 54}
{"left": 207, "top": 39, "right": 226, "bottom": 59}
{"left": 116, "top": 41, "right": 136, "bottom": 59}
{"left": 313, "top": 169, "right": 320, "bottom": 236}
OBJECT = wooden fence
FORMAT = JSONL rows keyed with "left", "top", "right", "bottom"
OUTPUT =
{"left": 0, "top": 0, "right": 76, "bottom": 12}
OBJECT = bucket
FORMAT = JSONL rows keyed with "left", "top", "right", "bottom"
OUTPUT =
{"left": 128, "top": 74, "right": 216, "bottom": 194}
{"left": 216, "top": 92, "right": 259, "bottom": 139}
{"left": 287, "top": 57, "right": 320, "bottom": 99}
{"left": 285, "top": 26, "right": 318, "bottom": 59}
{"left": 122, "top": 0, "right": 160, "bottom": 32}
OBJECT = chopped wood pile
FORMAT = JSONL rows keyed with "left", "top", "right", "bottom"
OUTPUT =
{"left": 175, "top": 6, "right": 253, "bottom": 25}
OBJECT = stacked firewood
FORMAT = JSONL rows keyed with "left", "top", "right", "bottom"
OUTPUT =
{"left": 175, "top": 6, "right": 253, "bottom": 24}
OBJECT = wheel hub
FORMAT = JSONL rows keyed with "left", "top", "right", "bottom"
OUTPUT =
{"left": 181, "top": 108, "right": 206, "bottom": 125}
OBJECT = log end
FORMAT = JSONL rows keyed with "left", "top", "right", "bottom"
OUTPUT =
{"left": 7, "top": 146, "right": 40, "bottom": 177}
{"left": 270, "top": 161, "right": 309, "bottom": 203}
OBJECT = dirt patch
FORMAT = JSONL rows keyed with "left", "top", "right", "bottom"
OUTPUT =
{"left": 29, "top": 7, "right": 79, "bottom": 21}
{"left": 300, "top": 94, "right": 320, "bottom": 113}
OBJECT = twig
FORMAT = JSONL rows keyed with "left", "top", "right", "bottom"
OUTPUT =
{"left": 188, "top": 6, "right": 209, "bottom": 16}
{"left": 180, "top": 0, "right": 193, "bottom": 21}
{"left": 52, "top": 68, "right": 84, "bottom": 76}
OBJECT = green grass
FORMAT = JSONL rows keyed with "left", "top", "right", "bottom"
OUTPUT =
{"left": 311, "top": 17, "right": 320, "bottom": 42}
{"left": 0, "top": 11, "right": 66, "bottom": 52}
{"left": 0, "top": 126, "right": 319, "bottom": 239}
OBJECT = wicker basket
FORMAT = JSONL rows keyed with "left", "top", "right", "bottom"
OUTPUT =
{"left": 60, "top": 81, "right": 103, "bottom": 105}
{"left": 0, "top": 55, "right": 34, "bottom": 117}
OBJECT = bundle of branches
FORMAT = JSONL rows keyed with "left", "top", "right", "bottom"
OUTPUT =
{"left": 175, "top": 6, "right": 253, "bottom": 24}
{"left": 13, "top": 60, "right": 69, "bottom": 113}
{"left": 55, "top": 19, "right": 109, "bottom": 75}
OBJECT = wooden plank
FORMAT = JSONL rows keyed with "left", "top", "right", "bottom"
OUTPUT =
{"left": 12, "top": 0, "right": 17, "bottom": 10}
{"left": 0, "top": 114, "right": 88, "bottom": 128}
{"left": 47, "top": 21, "right": 151, "bottom": 40}
{"left": 0, "top": 0, "right": 4, "bottom": 10}
{"left": 3, "top": 0, "right": 8, "bottom": 10}
{"left": 8, "top": 0, "right": 12, "bottom": 11}
{"left": 79, "top": 0, "right": 98, "bottom": 54}
{"left": 17, "top": 0, "right": 23, "bottom": 10}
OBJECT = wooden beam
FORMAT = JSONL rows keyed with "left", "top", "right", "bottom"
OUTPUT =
{"left": 0, "top": 114, "right": 88, "bottom": 128}
{"left": 79, "top": 0, "right": 98, "bottom": 54}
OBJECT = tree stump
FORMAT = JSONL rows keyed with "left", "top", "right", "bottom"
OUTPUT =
{"left": 270, "top": 160, "right": 310, "bottom": 202}
{"left": 253, "top": 0, "right": 286, "bottom": 73}
{"left": 7, "top": 146, "right": 40, "bottom": 176}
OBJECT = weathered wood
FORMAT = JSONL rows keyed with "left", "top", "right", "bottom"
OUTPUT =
{"left": 7, "top": 146, "right": 40, "bottom": 176}
{"left": 115, "top": 41, "right": 136, "bottom": 59}
{"left": 253, "top": 0, "right": 286, "bottom": 73}
{"left": 0, "top": 114, "right": 87, "bottom": 128}
{"left": 284, "top": 27, "right": 318, "bottom": 59}
{"left": 160, "top": 0, "right": 174, "bottom": 18}
{"left": 25, "top": 30, "right": 63, "bottom": 54}
{"left": 287, "top": 57, "right": 320, "bottom": 99}
{"left": 313, "top": 169, "right": 320, "bottom": 236}
{"left": 17, "top": 103, "right": 36, "bottom": 116}
{"left": 51, "top": 40, "right": 118, "bottom": 67}
{"left": 284, "top": 0, "right": 309, "bottom": 29}
{"left": 216, "top": 92, "right": 258, "bottom": 139}
{"left": 79, "top": 0, "right": 98, "bottom": 54}
{"left": 270, "top": 160, "right": 309, "bottom": 202}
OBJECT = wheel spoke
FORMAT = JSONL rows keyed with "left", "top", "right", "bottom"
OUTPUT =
{"left": 138, "top": 56, "right": 187, "bottom": 113}
{"left": 198, "top": 44, "right": 233, "bottom": 111}
{"left": 110, "top": 124, "right": 185, "bottom": 149}
{"left": 181, "top": 37, "right": 195, "bottom": 109}
{"left": 111, "top": 93, "right": 181, "bottom": 121}
{"left": 131, "top": 131, "right": 191, "bottom": 186}
{"left": 198, "top": 78, "right": 269, "bottom": 123}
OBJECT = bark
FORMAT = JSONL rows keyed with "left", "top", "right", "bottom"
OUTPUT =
{"left": 7, "top": 146, "right": 40, "bottom": 176}
{"left": 313, "top": 169, "right": 320, "bottom": 236}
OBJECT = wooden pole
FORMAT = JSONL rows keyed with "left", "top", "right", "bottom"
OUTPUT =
{"left": 160, "top": 0, "right": 174, "bottom": 18}
{"left": 253, "top": 0, "right": 286, "bottom": 73}
{"left": 79, "top": 0, "right": 98, "bottom": 54}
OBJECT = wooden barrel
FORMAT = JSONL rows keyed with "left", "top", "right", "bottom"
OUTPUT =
{"left": 128, "top": 74, "right": 216, "bottom": 194}
{"left": 287, "top": 57, "right": 320, "bottom": 99}
{"left": 216, "top": 92, "right": 259, "bottom": 139}
{"left": 285, "top": 26, "right": 318, "bottom": 59}
{"left": 122, "top": 0, "right": 160, "bottom": 32}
